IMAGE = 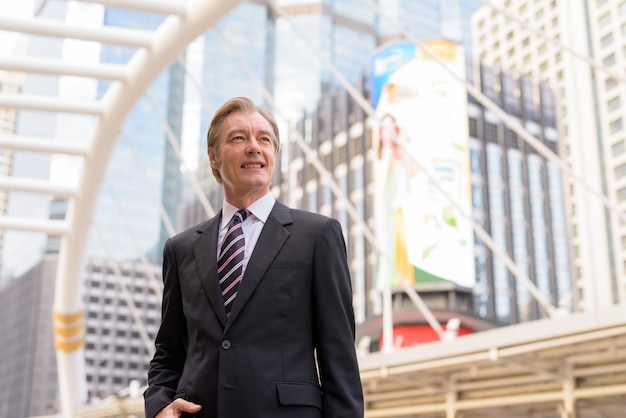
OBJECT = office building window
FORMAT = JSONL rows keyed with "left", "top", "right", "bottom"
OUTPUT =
{"left": 486, "top": 122, "right": 499, "bottom": 143}
{"left": 469, "top": 117, "right": 478, "bottom": 138}
{"left": 603, "top": 53, "right": 616, "bottom": 66}
{"left": 598, "top": 12, "right": 611, "bottom": 28}
{"left": 601, "top": 32, "right": 614, "bottom": 47}
{"left": 615, "top": 162, "right": 626, "bottom": 179}
{"left": 538, "top": 43, "right": 547, "bottom": 54}
{"left": 610, "top": 118, "right": 623, "bottom": 133}
{"left": 606, "top": 78, "right": 618, "bottom": 90}
{"left": 554, "top": 52, "right": 561, "bottom": 62}
{"left": 612, "top": 140, "right": 625, "bottom": 156}
{"left": 470, "top": 148, "right": 482, "bottom": 174}
{"left": 472, "top": 184, "right": 483, "bottom": 210}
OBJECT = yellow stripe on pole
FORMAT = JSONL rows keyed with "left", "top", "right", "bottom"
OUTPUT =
{"left": 53, "top": 309, "right": 85, "bottom": 352}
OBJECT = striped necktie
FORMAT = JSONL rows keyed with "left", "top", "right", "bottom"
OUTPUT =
{"left": 218, "top": 209, "right": 248, "bottom": 317}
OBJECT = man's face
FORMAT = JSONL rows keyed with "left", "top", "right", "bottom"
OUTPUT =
{"left": 209, "top": 110, "right": 276, "bottom": 201}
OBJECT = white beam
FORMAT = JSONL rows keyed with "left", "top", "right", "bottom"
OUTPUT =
{"left": 0, "top": 93, "right": 103, "bottom": 115}
{"left": 0, "top": 133, "right": 89, "bottom": 155}
{"left": 0, "top": 56, "right": 128, "bottom": 81}
{"left": 0, "top": 176, "right": 78, "bottom": 197}
{"left": 0, "top": 216, "right": 70, "bottom": 235}
{"left": 0, "top": 17, "right": 153, "bottom": 48}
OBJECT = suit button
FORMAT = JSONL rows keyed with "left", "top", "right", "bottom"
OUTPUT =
{"left": 221, "top": 340, "right": 232, "bottom": 350}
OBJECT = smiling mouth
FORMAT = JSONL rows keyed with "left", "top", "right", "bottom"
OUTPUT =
{"left": 242, "top": 163, "right": 264, "bottom": 168}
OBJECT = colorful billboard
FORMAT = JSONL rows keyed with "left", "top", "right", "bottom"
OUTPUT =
{"left": 372, "top": 40, "right": 475, "bottom": 289}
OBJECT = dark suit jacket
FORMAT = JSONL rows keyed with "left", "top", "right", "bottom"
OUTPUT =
{"left": 144, "top": 201, "right": 364, "bottom": 418}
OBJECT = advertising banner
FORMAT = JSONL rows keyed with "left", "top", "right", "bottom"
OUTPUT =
{"left": 372, "top": 40, "right": 475, "bottom": 289}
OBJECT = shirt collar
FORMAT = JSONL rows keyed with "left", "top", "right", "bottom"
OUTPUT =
{"left": 221, "top": 192, "right": 275, "bottom": 230}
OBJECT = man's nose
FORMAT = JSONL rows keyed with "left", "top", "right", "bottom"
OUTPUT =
{"left": 246, "top": 138, "right": 262, "bottom": 153}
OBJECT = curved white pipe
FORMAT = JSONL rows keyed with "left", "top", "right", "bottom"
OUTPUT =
{"left": 53, "top": 1, "right": 245, "bottom": 416}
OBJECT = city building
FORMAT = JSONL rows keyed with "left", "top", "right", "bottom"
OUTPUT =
{"left": 82, "top": 259, "right": 161, "bottom": 400}
{"left": 467, "top": 62, "right": 572, "bottom": 324}
{"left": 377, "top": 0, "right": 480, "bottom": 55}
{"left": 0, "top": 256, "right": 59, "bottom": 417}
{"left": 0, "top": 255, "right": 161, "bottom": 414}
{"left": 472, "top": 0, "right": 626, "bottom": 313}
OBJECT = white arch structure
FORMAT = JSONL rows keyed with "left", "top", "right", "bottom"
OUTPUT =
{"left": 0, "top": 1, "right": 243, "bottom": 416}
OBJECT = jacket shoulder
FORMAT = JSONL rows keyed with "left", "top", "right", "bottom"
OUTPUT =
{"left": 166, "top": 218, "right": 217, "bottom": 247}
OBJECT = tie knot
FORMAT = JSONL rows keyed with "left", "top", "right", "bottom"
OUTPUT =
{"left": 232, "top": 209, "right": 249, "bottom": 225}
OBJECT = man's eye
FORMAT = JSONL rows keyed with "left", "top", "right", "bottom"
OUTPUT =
{"left": 260, "top": 137, "right": 271, "bottom": 143}
{"left": 232, "top": 136, "right": 244, "bottom": 141}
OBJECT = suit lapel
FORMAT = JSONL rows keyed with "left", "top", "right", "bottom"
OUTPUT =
{"left": 228, "top": 202, "right": 292, "bottom": 324}
{"left": 192, "top": 213, "right": 227, "bottom": 327}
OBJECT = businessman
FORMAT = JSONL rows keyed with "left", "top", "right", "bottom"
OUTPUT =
{"left": 144, "top": 97, "right": 364, "bottom": 418}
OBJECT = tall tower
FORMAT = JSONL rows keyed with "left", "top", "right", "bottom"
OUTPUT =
{"left": 377, "top": 0, "right": 480, "bottom": 54}
{"left": 472, "top": 0, "right": 626, "bottom": 312}
{"left": 269, "top": 1, "right": 377, "bottom": 120}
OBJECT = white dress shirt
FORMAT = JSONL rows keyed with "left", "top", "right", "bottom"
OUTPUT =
{"left": 218, "top": 192, "right": 276, "bottom": 275}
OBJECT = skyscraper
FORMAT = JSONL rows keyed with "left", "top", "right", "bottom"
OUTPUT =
{"left": 377, "top": 0, "right": 480, "bottom": 54}
{"left": 0, "top": 256, "right": 59, "bottom": 417}
{"left": 468, "top": 63, "right": 571, "bottom": 323}
{"left": 472, "top": 0, "right": 626, "bottom": 312}
{"left": 89, "top": 8, "right": 180, "bottom": 265}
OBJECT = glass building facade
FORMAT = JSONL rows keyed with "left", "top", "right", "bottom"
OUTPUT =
{"left": 377, "top": 0, "right": 481, "bottom": 55}
{"left": 468, "top": 63, "right": 571, "bottom": 324}
{"left": 88, "top": 9, "right": 176, "bottom": 264}
{"left": 271, "top": 1, "right": 377, "bottom": 121}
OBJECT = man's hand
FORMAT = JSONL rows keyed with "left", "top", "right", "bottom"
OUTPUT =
{"left": 155, "top": 398, "right": 202, "bottom": 418}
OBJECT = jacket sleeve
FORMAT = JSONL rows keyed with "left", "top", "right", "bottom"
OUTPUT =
{"left": 144, "top": 238, "right": 188, "bottom": 418}
{"left": 312, "top": 218, "right": 365, "bottom": 418}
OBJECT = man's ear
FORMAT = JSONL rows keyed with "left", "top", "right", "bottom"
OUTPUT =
{"left": 208, "top": 147, "right": 219, "bottom": 168}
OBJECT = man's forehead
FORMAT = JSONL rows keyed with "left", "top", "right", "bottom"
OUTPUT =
{"left": 223, "top": 111, "right": 273, "bottom": 135}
